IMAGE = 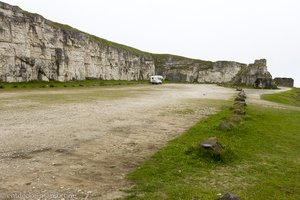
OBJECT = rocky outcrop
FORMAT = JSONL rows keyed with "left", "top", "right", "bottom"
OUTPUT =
{"left": 155, "top": 55, "right": 275, "bottom": 88}
{"left": 232, "top": 59, "right": 276, "bottom": 88}
{"left": 0, "top": 1, "right": 275, "bottom": 88}
{"left": 154, "top": 54, "right": 247, "bottom": 83}
{"left": 274, "top": 77, "right": 294, "bottom": 87}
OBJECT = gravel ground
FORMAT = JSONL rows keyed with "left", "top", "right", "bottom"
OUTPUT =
{"left": 0, "top": 84, "right": 293, "bottom": 200}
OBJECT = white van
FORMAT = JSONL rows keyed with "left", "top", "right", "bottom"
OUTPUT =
{"left": 150, "top": 75, "right": 163, "bottom": 84}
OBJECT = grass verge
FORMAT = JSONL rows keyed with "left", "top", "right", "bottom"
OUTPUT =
{"left": 261, "top": 88, "right": 300, "bottom": 107}
{"left": 0, "top": 80, "right": 147, "bottom": 91}
{"left": 125, "top": 105, "right": 300, "bottom": 199}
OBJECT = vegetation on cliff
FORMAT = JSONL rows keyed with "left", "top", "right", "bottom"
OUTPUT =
{"left": 153, "top": 54, "right": 214, "bottom": 71}
{"left": 23, "top": 8, "right": 211, "bottom": 63}
{"left": 23, "top": 10, "right": 151, "bottom": 57}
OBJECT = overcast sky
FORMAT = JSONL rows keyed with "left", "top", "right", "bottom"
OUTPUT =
{"left": 3, "top": 0, "right": 300, "bottom": 86}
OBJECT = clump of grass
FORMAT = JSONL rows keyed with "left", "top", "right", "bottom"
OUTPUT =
{"left": 0, "top": 85, "right": 4, "bottom": 89}
{"left": 261, "top": 87, "right": 300, "bottom": 107}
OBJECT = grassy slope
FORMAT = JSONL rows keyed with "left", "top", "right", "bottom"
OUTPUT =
{"left": 261, "top": 88, "right": 300, "bottom": 107}
{"left": 126, "top": 105, "right": 300, "bottom": 200}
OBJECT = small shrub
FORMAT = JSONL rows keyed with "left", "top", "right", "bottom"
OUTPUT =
{"left": 0, "top": 85, "right": 4, "bottom": 89}
{"left": 11, "top": 85, "right": 18, "bottom": 88}
{"left": 49, "top": 84, "right": 54, "bottom": 88}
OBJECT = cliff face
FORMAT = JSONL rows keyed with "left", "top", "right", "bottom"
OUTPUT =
{"left": 154, "top": 55, "right": 275, "bottom": 88}
{"left": 0, "top": 1, "right": 274, "bottom": 88}
{"left": 0, "top": 2, "right": 155, "bottom": 82}
{"left": 232, "top": 59, "right": 275, "bottom": 88}
{"left": 154, "top": 55, "right": 247, "bottom": 83}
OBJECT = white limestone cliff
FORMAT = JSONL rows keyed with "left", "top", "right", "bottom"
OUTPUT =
{"left": 0, "top": 2, "right": 155, "bottom": 82}
{"left": 0, "top": 1, "right": 275, "bottom": 88}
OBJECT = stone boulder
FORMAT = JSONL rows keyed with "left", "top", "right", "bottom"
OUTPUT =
{"left": 200, "top": 137, "right": 224, "bottom": 155}
{"left": 238, "top": 90, "right": 246, "bottom": 99}
{"left": 235, "top": 96, "right": 245, "bottom": 102}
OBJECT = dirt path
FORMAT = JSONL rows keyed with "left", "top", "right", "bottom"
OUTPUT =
{"left": 0, "top": 84, "right": 297, "bottom": 200}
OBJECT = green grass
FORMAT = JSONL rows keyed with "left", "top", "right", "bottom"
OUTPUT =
{"left": 125, "top": 105, "right": 300, "bottom": 200}
{"left": 261, "top": 88, "right": 300, "bottom": 107}
{"left": 0, "top": 80, "right": 147, "bottom": 91}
